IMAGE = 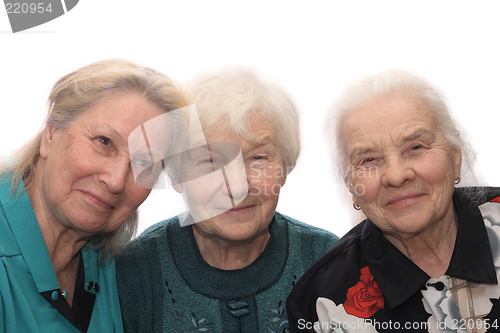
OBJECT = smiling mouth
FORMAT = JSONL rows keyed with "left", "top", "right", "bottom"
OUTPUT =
{"left": 81, "top": 191, "right": 114, "bottom": 210}
{"left": 386, "top": 194, "right": 424, "bottom": 208}
{"left": 224, "top": 205, "right": 254, "bottom": 213}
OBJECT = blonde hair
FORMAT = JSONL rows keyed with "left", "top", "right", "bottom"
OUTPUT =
{"left": 1, "top": 59, "right": 190, "bottom": 260}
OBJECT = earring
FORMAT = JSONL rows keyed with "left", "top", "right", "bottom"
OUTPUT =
{"left": 353, "top": 202, "right": 361, "bottom": 210}
{"left": 455, "top": 175, "right": 461, "bottom": 185}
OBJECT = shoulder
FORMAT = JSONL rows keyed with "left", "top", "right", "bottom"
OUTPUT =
{"left": 455, "top": 186, "right": 500, "bottom": 206}
{"left": 305, "top": 220, "right": 364, "bottom": 276}
{"left": 274, "top": 212, "right": 340, "bottom": 270}
{"left": 455, "top": 187, "right": 500, "bottom": 220}
{"left": 116, "top": 216, "right": 179, "bottom": 266}
{"left": 132, "top": 215, "right": 180, "bottom": 244}
{"left": 288, "top": 221, "right": 365, "bottom": 297}
{"left": 483, "top": 187, "right": 500, "bottom": 203}
{"left": 0, "top": 181, "right": 25, "bottom": 257}
{"left": 286, "top": 221, "right": 366, "bottom": 328}
{"left": 477, "top": 187, "right": 500, "bottom": 223}
{"left": 275, "top": 212, "right": 339, "bottom": 243}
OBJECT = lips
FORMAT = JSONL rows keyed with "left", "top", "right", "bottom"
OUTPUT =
{"left": 224, "top": 205, "right": 255, "bottom": 214}
{"left": 81, "top": 191, "right": 115, "bottom": 210}
{"left": 385, "top": 193, "right": 424, "bottom": 207}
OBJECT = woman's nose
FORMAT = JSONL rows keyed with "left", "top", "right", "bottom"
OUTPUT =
{"left": 220, "top": 160, "right": 248, "bottom": 203}
{"left": 98, "top": 157, "right": 130, "bottom": 194}
{"left": 381, "top": 157, "right": 415, "bottom": 188}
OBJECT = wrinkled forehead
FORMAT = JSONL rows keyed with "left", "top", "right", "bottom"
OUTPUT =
{"left": 202, "top": 110, "right": 276, "bottom": 141}
{"left": 128, "top": 113, "right": 173, "bottom": 157}
{"left": 343, "top": 95, "right": 438, "bottom": 150}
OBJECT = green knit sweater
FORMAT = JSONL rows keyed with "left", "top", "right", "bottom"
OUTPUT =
{"left": 116, "top": 212, "right": 338, "bottom": 333}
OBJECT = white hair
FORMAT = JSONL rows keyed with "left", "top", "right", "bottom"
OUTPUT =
{"left": 185, "top": 66, "right": 300, "bottom": 174}
{"left": 325, "top": 69, "right": 482, "bottom": 201}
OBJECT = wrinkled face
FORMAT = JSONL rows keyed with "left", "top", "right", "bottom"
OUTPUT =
{"left": 177, "top": 116, "right": 286, "bottom": 243}
{"left": 343, "top": 95, "right": 461, "bottom": 237}
{"left": 38, "top": 93, "right": 166, "bottom": 235}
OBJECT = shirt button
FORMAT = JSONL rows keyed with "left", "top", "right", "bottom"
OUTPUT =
{"left": 86, "top": 281, "right": 99, "bottom": 292}
{"left": 51, "top": 290, "right": 59, "bottom": 301}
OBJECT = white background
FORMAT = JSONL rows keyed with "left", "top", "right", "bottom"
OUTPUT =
{"left": 1, "top": 1, "right": 499, "bottom": 238}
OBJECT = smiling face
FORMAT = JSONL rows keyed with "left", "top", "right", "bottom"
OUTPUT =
{"left": 179, "top": 115, "right": 286, "bottom": 243}
{"left": 36, "top": 93, "right": 166, "bottom": 236}
{"left": 343, "top": 94, "right": 461, "bottom": 238}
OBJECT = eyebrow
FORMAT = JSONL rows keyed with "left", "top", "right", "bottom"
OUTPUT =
{"left": 106, "top": 124, "right": 125, "bottom": 141}
{"left": 348, "top": 128, "right": 436, "bottom": 163}
{"left": 400, "top": 128, "right": 436, "bottom": 145}
{"left": 349, "top": 147, "right": 376, "bottom": 164}
{"left": 250, "top": 136, "right": 274, "bottom": 149}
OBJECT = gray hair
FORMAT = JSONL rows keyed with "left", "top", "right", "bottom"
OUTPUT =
{"left": 184, "top": 66, "right": 300, "bottom": 174}
{"left": 0, "top": 59, "right": 190, "bottom": 261}
{"left": 325, "top": 69, "right": 481, "bottom": 200}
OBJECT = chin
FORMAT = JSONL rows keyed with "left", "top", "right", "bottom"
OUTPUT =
{"left": 391, "top": 216, "right": 431, "bottom": 234}
{"left": 223, "top": 225, "right": 265, "bottom": 241}
{"left": 69, "top": 217, "right": 109, "bottom": 235}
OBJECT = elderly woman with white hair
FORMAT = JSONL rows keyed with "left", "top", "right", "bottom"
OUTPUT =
{"left": 116, "top": 67, "right": 338, "bottom": 333}
{"left": 287, "top": 70, "right": 500, "bottom": 332}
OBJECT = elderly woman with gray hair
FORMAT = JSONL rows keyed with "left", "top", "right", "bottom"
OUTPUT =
{"left": 0, "top": 59, "right": 189, "bottom": 332}
{"left": 287, "top": 70, "right": 500, "bottom": 332}
{"left": 116, "top": 67, "right": 338, "bottom": 333}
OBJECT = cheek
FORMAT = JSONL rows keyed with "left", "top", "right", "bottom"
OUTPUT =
{"left": 258, "top": 182, "right": 283, "bottom": 204}
{"left": 186, "top": 175, "right": 223, "bottom": 202}
{"left": 418, "top": 154, "right": 456, "bottom": 189}
{"left": 251, "top": 168, "right": 281, "bottom": 193}
{"left": 352, "top": 172, "right": 380, "bottom": 202}
{"left": 125, "top": 186, "right": 151, "bottom": 208}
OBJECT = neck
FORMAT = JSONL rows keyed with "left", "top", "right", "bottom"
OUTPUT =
{"left": 192, "top": 226, "right": 270, "bottom": 270}
{"left": 384, "top": 206, "right": 458, "bottom": 278}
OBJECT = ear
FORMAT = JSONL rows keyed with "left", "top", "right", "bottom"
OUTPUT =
{"left": 170, "top": 176, "right": 183, "bottom": 193}
{"left": 454, "top": 147, "right": 462, "bottom": 179}
{"left": 344, "top": 176, "right": 353, "bottom": 194}
{"left": 39, "top": 124, "right": 57, "bottom": 159}
{"left": 344, "top": 175, "right": 357, "bottom": 202}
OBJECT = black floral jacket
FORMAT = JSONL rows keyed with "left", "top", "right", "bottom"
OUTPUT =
{"left": 287, "top": 188, "right": 500, "bottom": 332}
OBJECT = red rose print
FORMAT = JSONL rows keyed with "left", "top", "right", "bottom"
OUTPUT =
{"left": 343, "top": 266, "right": 384, "bottom": 318}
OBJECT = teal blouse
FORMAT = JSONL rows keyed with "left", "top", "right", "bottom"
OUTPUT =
{"left": 0, "top": 178, "right": 124, "bottom": 333}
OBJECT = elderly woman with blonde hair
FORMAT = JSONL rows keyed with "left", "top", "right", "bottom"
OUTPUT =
{"left": 0, "top": 59, "right": 189, "bottom": 332}
{"left": 116, "top": 66, "right": 338, "bottom": 333}
{"left": 287, "top": 70, "right": 500, "bottom": 332}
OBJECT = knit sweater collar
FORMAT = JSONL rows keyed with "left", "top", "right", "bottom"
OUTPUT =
{"left": 167, "top": 214, "right": 288, "bottom": 299}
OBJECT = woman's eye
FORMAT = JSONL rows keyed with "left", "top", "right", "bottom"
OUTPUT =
{"left": 133, "top": 159, "right": 154, "bottom": 176}
{"left": 410, "top": 145, "right": 423, "bottom": 151}
{"left": 194, "top": 158, "right": 219, "bottom": 172}
{"left": 96, "top": 136, "right": 111, "bottom": 146}
{"left": 135, "top": 159, "right": 152, "bottom": 168}
{"left": 362, "top": 157, "right": 375, "bottom": 164}
{"left": 247, "top": 155, "right": 267, "bottom": 166}
{"left": 250, "top": 155, "right": 268, "bottom": 163}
